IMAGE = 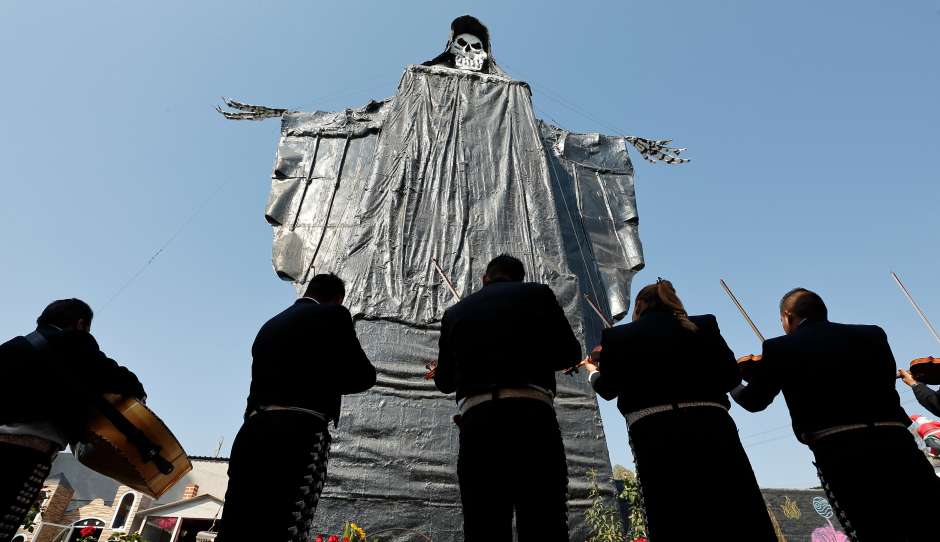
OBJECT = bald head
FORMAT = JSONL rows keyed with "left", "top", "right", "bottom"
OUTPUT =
{"left": 779, "top": 288, "right": 828, "bottom": 332}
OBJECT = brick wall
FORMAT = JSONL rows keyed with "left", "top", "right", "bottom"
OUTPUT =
{"left": 31, "top": 480, "right": 75, "bottom": 542}
{"left": 40, "top": 480, "right": 73, "bottom": 525}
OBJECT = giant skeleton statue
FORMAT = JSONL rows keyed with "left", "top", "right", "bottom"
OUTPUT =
{"left": 221, "top": 15, "right": 686, "bottom": 540}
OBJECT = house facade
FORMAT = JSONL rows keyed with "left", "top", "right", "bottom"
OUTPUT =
{"left": 13, "top": 454, "right": 227, "bottom": 542}
{"left": 16, "top": 452, "right": 913, "bottom": 541}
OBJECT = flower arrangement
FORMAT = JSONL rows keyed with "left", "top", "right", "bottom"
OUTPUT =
{"left": 316, "top": 522, "right": 371, "bottom": 542}
{"left": 76, "top": 525, "right": 99, "bottom": 542}
{"left": 316, "top": 522, "right": 432, "bottom": 542}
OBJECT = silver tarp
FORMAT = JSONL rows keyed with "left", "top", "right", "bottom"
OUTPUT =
{"left": 244, "top": 63, "right": 648, "bottom": 540}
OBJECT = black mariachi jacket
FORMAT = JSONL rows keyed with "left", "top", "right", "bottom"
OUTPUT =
{"left": 592, "top": 311, "right": 741, "bottom": 416}
{"left": 434, "top": 281, "right": 581, "bottom": 401}
{"left": 732, "top": 319, "right": 910, "bottom": 443}
{"left": 246, "top": 299, "right": 376, "bottom": 426}
{"left": 0, "top": 324, "right": 146, "bottom": 440}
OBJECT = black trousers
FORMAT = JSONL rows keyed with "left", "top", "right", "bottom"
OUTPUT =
{"left": 0, "top": 442, "right": 54, "bottom": 542}
{"left": 812, "top": 426, "right": 940, "bottom": 542}
{"left": 216, "top": 411, "right": 331, "bottom": 542}
{"left": 628, "top": 406, "right": 777, "bottom": 542}
{"left": 457, "top": 399, "right": 568, "bottom": 542}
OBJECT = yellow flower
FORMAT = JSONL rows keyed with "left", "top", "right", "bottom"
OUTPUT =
{"left": 350, "top": 523, "right": 366, "bottom": 540}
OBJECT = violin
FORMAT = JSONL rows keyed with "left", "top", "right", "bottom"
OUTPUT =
{"left": 892, "top": 273, "right": 940, "bottom": 384}
{"left": 909, "top": 356, "right": 940, "bottom": 385}
{"left": 564, "top": 295, "right": 613, "bottom": 375}
{"left": 564, "top": 345, "right": 602, "bottom": 375}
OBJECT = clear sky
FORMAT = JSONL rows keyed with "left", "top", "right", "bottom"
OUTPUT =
{"left": 1, "top": 1, "right": 938, "bottom": 488}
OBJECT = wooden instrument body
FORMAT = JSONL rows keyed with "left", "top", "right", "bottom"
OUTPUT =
{"left": 910, "top": 356, "right": 940, "bottom": 385}
{"left": 75, "top": 396, "right": 192, "bottom": 498}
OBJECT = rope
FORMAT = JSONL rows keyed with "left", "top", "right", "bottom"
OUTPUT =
{"left": 100, "top": 175, "right": 234, "bottom": 311}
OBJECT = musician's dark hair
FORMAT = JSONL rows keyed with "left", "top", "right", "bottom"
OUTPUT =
{"left": 780, "top": 288, "right": 828, "bottom": 321}
{"left": 484, "top": 254, "right": 525, "bottom": 282}
{"left": 37, "top": 298, "right": 93, "bottom": 328}
{"left": 304, "top": 273, "right": 346, "bottom": 302}
{"left": 633, "top": 278, "right": 698, "bottom": 332}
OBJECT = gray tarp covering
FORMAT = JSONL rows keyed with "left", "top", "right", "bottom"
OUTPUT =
{"left": 259, "top": 64, "right": 645, "bottom": 540}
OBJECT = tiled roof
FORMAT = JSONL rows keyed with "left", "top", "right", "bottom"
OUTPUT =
{"left": 187, "top": 456, "right": 230, "bottom": 463}
{"left": 48, "top": 454, "right": 119, "bottom": 505}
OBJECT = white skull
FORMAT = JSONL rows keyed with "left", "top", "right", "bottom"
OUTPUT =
{"left": 449, "top": 33, "right": 487, "bottom": 72}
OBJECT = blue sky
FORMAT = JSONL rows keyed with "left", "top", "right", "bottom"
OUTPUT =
{"left": 1, "top": 1, "right": 938, "bottom": 488}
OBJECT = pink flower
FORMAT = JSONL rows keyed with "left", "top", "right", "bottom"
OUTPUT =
{"left": 154, "top": 517, "right": 178, "bottom": 530}
{"left": 316, "top": 537, "right": 323, "bottom": 542}
{"left": 328, "top": 536, "right": 339, "bottom": 542}
{"left": 812, "top": 520, "right": 849, "bottom": 542}
{"left": 79, "top": 526, "right": 96, "bottom": 537}
{"left": 632, "top": 538, "right": 648, "bottom": 542}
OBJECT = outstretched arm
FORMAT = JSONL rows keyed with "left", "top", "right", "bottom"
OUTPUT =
{"left": 335, "top": 308, "right": 376, "bottom": 395}
{"left": 75, "top": 333, "right": 147, "bottom": 400}
{"left": 587, "top": 329, "right": 619, "bottom": 401}
{"left": 901, "top": 369, "right": 940, "bottom": 418}
{"left": 731, "top": 342, "right": 780, "bottom": 412}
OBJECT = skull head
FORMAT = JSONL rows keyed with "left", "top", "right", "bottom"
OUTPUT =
{"left": 449, "top": 33, "right": 487, "bottom": 72}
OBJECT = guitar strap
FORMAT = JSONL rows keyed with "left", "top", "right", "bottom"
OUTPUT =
{"left": 24, "top": 330, "right": 174, "bottom": 474}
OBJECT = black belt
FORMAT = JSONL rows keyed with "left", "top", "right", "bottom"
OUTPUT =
{"left": 803, "top": 421, "right": 908, "bottom": 445}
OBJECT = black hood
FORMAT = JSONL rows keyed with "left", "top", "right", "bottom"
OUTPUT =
{"left": 422, "top": 15, "right": 508, "bottom": 77}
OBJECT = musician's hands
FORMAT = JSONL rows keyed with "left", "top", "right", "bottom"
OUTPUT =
{"left": 899, "top": 368, "right": 918, "bottom": 387}
{"left": 581, "top": 359, "right": 598, "bottom": 375}
{"left": 424, "top": 360, "right": 438, "bottom": 380}
{"left": 736, "top": 354, "right": 762, "bottom": 383}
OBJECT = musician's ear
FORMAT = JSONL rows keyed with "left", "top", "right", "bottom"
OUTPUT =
{"left": 780, "top": 311, "right": 795, "bottom": 334}
{"left": 75, "top": 318, "right": 91, "bottom": 333}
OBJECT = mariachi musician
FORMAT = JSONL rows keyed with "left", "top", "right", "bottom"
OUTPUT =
{"left": 0, "top": 298, "right": 146, "bottom": 540}
{"left": 731, "top": 287, "right": 940, "bottom": 541}
{"left": 216, "top": 273, "right": 375, "bottom": 542}
{"left": 582, "top": 278, "right": 776, "bottom": 541}
{"left": 434, "top": 254, "right": 580, "bottom": 541}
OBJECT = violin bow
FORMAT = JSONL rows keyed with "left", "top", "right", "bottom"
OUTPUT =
{"left": 432, "top": 258, "right": 462, "bottom": 301}
{"left": 719, "top": 279, "right": 766, "bottom": 343}
{"left": 426, "top": 258, "right": 462, "bottom": 380}
{"left": 584, "top": 293, "right": 613, "bottom": 329}
{"left": 892, "top": 272, "right": 940, "bottom": 346}
{"left": 563, "top": 294, "right": 613, "bottom": 376}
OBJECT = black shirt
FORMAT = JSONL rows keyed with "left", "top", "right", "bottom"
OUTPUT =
{"left": 246, "top": 299, "right": 376, "bottom": 424}
{"left": 434, "top": 281, "right": 581, "bottom": 401}
{"left": 732, "top": 320, "right": 910, "bottom": 443}
{"left": 592, "top": 311, "right": 740, "bottom": 416}
{"left": 0, "top": 324, "right": 146, "bottom": 440}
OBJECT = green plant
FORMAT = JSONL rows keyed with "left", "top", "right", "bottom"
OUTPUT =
{"left": 108, "top": 532, "right": 149, "bottom": 542}
{"left": 585, "top": 468, "right": 625, "bottom": 542}
{"left": 612, "top": 464, "right": 630, "bottom": 481}
{"left": 21, "top": 489, "right": 48, "bottom": 532}
{"left": 616, "top": 468, "right": 647, "bottom": 541}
